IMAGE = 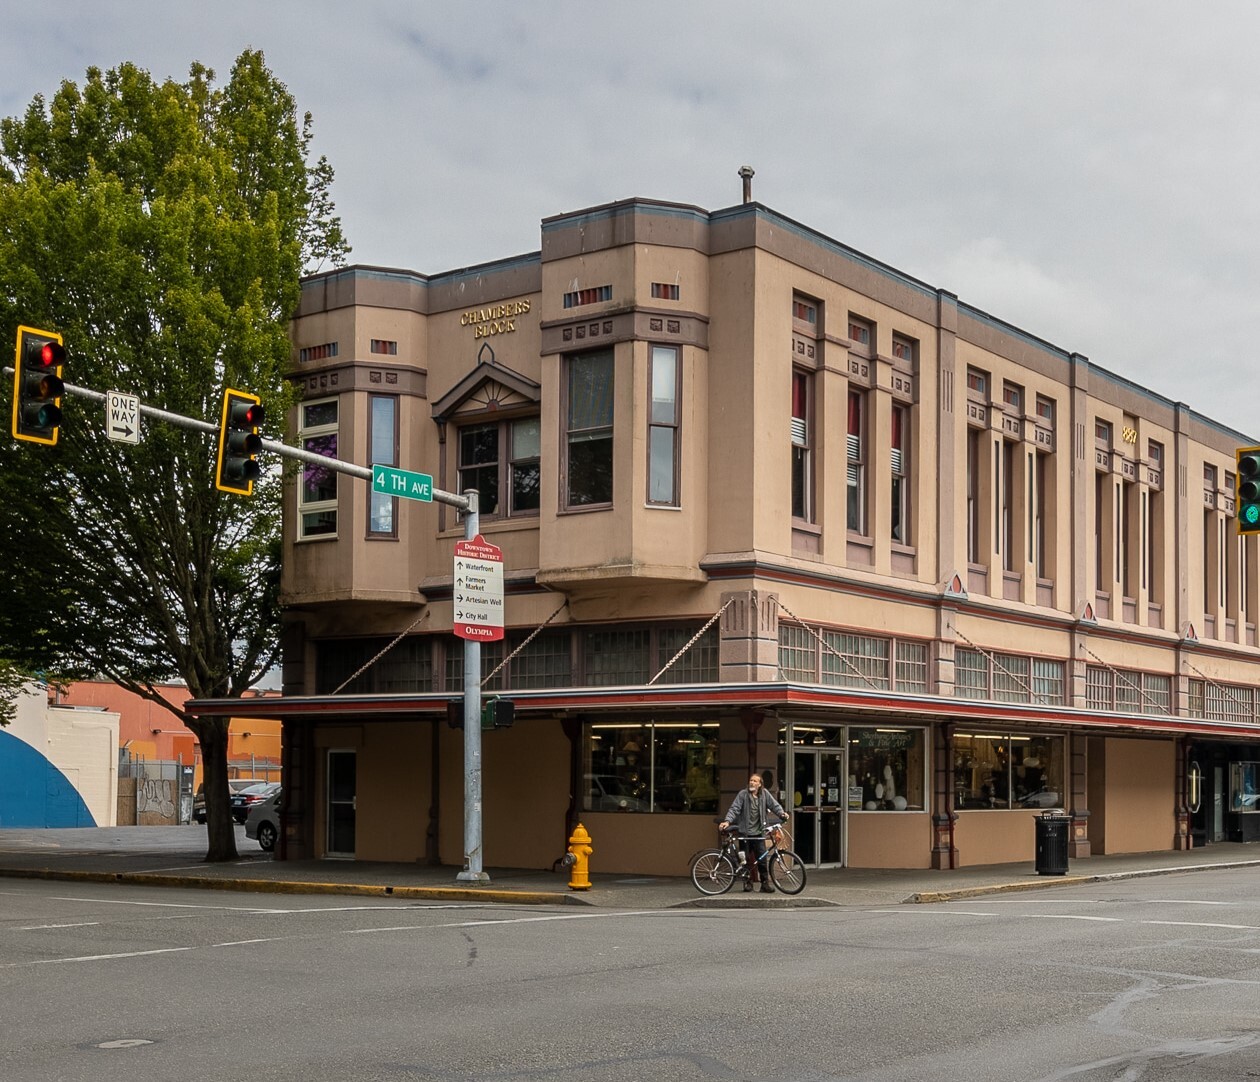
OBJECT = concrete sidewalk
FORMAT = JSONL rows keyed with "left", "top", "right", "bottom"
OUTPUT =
{"left": 1, "top": 826, "right": 1258, "bottom": 908}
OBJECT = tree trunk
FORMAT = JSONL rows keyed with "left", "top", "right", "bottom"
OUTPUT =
{"left": 190, "top": 716, "right": 239, "bottom": 862}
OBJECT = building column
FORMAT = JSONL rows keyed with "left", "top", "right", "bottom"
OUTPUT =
{"left": 719, "top": 589, "right": 780, "bottom": 682}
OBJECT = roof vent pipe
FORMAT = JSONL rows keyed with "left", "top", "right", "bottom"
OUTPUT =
{"left": 738, "top": 165, "right": 755, "bottom": 204}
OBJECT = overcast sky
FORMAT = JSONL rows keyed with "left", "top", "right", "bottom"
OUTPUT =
{"left": 4, "top": 1, "right": 1259, "bottom": 436}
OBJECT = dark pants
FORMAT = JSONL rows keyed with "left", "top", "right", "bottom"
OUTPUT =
{"left": 745, "top": 836, "right": 766, "bottom": 881}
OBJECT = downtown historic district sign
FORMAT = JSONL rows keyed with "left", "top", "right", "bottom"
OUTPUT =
{"left": 453, "top": 534, "right": 504, "bottom": 641}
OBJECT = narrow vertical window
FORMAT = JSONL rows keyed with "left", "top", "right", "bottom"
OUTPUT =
{"left": 967, "top": 428, "right": 980, "bottom": 563}
{"left": 298, "top": 398, "right": 339, "bottom": 539}
{"left": 368, "top": 395, "right": 397, "bottom": 536}
{"left": 791, "top": 371, "right": 813, "bottom": 521}
{"left": 891, "top": 404, "right": 908, "bottom": 543}
{"left": 1034, "top": 452, "right": 1049, "bottom": 578}
{"left": 566, "top": 350, "right": 615, "bottom": 507}
{"left": 847, "top": 391, "right": 865, "bottom": 532}
{"left": 510, "top": 418, "right": 541, "bottom": 514}
{"left": 648, "top": 345, "right": 680, "bottom": 506}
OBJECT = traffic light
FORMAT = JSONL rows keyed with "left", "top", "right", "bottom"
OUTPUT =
{"left": 12, "top": 326, "right": 65, "bottom": 445}
{"left": 1238, "top": 447, "right": 1260, "bottom": 534}
{"left": 215, "top": 388, "right": 264, "bottom": 495}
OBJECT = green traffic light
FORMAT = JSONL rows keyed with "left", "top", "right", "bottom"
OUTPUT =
{"left": 1245, "top": 504, "right": 1260, "bottom": 527}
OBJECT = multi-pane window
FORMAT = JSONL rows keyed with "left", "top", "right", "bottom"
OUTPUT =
{"left": 793, "top": 298, "right": 817, "bottom": 325}
{"left": 584, "top": 628, "right": 652, "bottom": 686}
{"left": 370, "top": 339, "right": 398, "bottom": 355}
{"left": 848, "top": 316, "right": 872, "bottom": 348}
{"left": 1036, "top": 395, "right": 1054, "bottom": 423}
{"left": 1189, "top": 679, "right": 1256, "bottom": 723}
{"left": 298, "top": 398, "right": 339, "bottom": 539}
{"left": 891, "top": 334, "right": 915, "bottom": 362}
{"left": 653, "top": 626, "right": 718, "bottom": 684}
{"left": 1003, "top": 382, "right": 1022, "bottom": 412}
{"left": 966, "top": 368, "right": 987, "bottom": 395}
{"left": 583, "top": 721, "right": 720, "bottom": 815}
{"left": 649, "top": 345, "right": 680, "bottom": 506}
{"left": 566, "top": 350, "right": 614, "bottom": 507}
{"left": 847, "top": 391, "right": 866, "bottom": 533}
{"left": 791, "top": 371, "right": 813, "bottom": 521}
{"left": 315, "top": 637, "right": 433, "bottom": 695}
{"left": 953, "top": 649, "right": 1065, "bottom": 705}
{"left": 777, "top": 626, "right": 930, "bottom": 693}
{"left": 368, "top": 395, "right": 397, "bottom": 536}
{"left": 651, "top": 283, "right": 680, "bottom": 300}
{"left": 458, "top": 418, "right": 541, "bottom": 518}
{"left": 953, "top": 732, "right": 1065, "bottom": 809}
{"left": 891, "top": 404, "right": 909, "bottom": 543}
{"left": 821, "top": 632, "right": 890, "bottom": 689}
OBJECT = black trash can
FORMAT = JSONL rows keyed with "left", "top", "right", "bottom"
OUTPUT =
{"left": 1034, "top": 811, "right": 1070, "bottom": 876}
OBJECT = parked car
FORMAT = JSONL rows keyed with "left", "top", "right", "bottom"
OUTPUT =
{"left": 585, "top": 774, "right": 647, "bottom": 812}
{"left": 230, "top": 781, "right": 281, "bottom": 824}
{"left": 193, "top": 778, "right": 271, "bottom": 824}
{"left": 244, "top": 789, "right": 282, "bottom": 852}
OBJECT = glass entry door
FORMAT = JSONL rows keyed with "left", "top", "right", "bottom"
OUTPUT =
{"left": 790, "top": 749, "right": 844, "bottom": 867}
{"left": 327, "top": 749, "right": 356, "bottom": 857}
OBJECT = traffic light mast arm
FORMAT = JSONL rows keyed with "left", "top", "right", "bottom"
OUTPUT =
{"left": 3, "top": 368, "right": 472, "bottom": 510}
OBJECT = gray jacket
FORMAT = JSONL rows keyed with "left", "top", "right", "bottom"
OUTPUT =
{"left": 722, "top": 786, "right": 787, "bottom": 836}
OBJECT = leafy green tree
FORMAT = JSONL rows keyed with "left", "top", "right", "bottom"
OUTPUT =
{"left": 0, "top": 51, "right": 347, "bottom": 858}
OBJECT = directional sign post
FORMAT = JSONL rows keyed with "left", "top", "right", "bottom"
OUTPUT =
{"left": 106, "top": 391, "right": 140, "bottom": 445}
{"left": 453, "top": 535, "right": 504, "bottom": 642}
{"left": 372, "top": 463, "right": 433, "bottom": 503}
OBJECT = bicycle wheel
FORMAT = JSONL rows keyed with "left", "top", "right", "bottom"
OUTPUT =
{"left": 690, "top": 849, "right": 737, "bottom": 895}
{"left": 768, "top": 849, "right": 807, "bottom": 895}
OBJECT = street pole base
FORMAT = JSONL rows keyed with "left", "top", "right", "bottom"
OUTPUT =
{"left": 456, "top": 869, "right": 492, "bottom": 884}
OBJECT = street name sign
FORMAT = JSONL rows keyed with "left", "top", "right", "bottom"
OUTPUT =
{"left": 106, "top": 391, "right": 140, "bottom": 444}
{"left": 372, "top": 463, "right": 433, "bottom": 502}
{"left": 453, "top": 534, "right": 504, "bottom": 641}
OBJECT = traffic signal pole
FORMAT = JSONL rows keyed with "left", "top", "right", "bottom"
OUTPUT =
{"left": 7, "top": 367, "right": 493, "bottom": 883}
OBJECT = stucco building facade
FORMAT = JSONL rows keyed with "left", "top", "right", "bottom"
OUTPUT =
{"left": 192, "top": 191, "right": 1260, "bottom": 875}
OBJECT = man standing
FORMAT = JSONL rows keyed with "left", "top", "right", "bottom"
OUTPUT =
{"left": 720, "top": 773, "right": 788, "bottom": 893}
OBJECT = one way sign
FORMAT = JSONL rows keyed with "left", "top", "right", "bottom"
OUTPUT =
{"left": 106, "top": 391, "right": 140, "bottom": 445}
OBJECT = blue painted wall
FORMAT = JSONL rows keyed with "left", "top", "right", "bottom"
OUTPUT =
{"left": 0, "top": 728, "right": 97, "bottom": 827}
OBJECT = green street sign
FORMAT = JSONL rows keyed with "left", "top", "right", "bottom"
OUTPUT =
{"left": 372, "top": 464, "right": 433, "bottom": 503}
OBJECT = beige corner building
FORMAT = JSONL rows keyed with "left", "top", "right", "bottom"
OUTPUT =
{"left": 204, "top": 188, "right": 1260, "bottom": 874}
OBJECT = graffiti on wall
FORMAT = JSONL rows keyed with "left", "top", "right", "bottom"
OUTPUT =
{"left": 136, "top": 776, "right": 177, "bottom": 825}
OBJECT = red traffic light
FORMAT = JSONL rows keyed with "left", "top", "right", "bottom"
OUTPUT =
{"left": 38, "top": 341, "right": 66, "bottom": 369}
{"left": 13, "top": 326, "right": 65, "bottom": 445}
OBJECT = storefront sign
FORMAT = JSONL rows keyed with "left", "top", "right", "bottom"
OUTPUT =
{"left": 852, "top": 730, "right": 915, "bottom": 750}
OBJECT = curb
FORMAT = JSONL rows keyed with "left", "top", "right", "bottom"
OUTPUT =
{"left": 908, "top": 858, "right": 1260, "bottom": 904}
{"left": 0, "top": 866, "right": 587, "bottom": 906}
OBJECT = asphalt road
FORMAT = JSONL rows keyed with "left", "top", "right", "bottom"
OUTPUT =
{"left": 3, "top": 868, "right": 1260, "bottom": 1081}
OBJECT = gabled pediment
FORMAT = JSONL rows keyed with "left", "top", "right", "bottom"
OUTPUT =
{"left": 432, "top": 345, "right": 541, "bottom": 422}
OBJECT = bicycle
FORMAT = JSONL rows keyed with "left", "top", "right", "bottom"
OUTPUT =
{"left": 689, "top": 824, "right": 807, "bottom": 896}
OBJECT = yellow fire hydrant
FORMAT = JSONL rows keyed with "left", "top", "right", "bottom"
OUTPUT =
{"left": 566, "top": 823, "right": 594, "bottom": 891}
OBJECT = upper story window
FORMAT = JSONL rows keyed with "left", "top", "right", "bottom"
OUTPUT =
{"left": 649, "top": 345, "right": 680, "bottom": 506}
{"left": 1003, "top": 382, "right": 1023, "bottom": 412}
{"left": 368, "top": 395, "right": 397, "bottom": 536}
{"left": 651, "top": 283, "right": 680, "bottom": 301}
{"left": 848, "top": 316, "right": 873, "bottom": 348}
{"left": 891, "top": 334, "right": 915, "bottom": 362}
{"left": 458, "top": 417, "right": 541, "bottom": 518}
{"left": 298, "top": 342, "right": 338, "bottom": 363}
{"left": 891, "top": 404, "right": 909, "bottom": 544}
{"left": 565, "top": 349, "right": 614, "bottom": 508}
{"left": 793, "top": 297, "right": 818, "bottom": 326}
{"left": 563, "top": 285, "right": 612, "bottom": 309}
{"left": 370, "top": 339, "right": 398, "bottom": 355}
{"left": 847, "top": 390, "right": 866, "bottom": 534}
{"left": 1035, "top": 395, "right": 1055, "bottom": 423}
{"left": 298, "top": 398, "right": 339, "bottom": 539}
{"left": 1148, "top": 440, "right": 1164, "bottom": 468}
{"left": 1095, "top": 419, "right": 1112, "bottom": 447}
{"left": 791, "top": 370, "right": 814, "bottom": 522}
{"left": 966, "top": 367, "right": 988, "bottom": 397}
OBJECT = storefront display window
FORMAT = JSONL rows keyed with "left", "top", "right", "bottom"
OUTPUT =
{"left": 953, "top": 732, "right": 1064, "bottom": 809}
{"left": 583, "top": 722, "right": 719, "bottom": 814}
{"left": 1230, "top": 762, "right": 1260, "bottom": 812}
{"left": 847, "top": 728, "right": 925, "bottom": 811}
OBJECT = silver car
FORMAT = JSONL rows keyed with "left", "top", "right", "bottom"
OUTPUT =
{"left": 244, "top": 789, "right": 282, "bottom": 852}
